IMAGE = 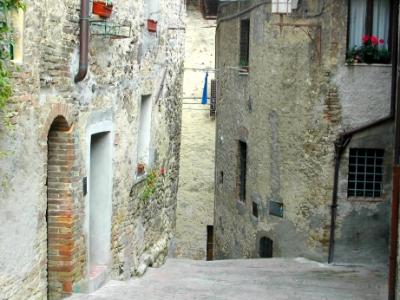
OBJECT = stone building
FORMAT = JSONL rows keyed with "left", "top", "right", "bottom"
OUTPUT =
{"left": 214, "top": 0, "right": 397, "bottom": 268}
{"left": 172, "top": 2, "right": 216, "bottom": 260}
{"left": 0, "top": 0, "right": 184, "bottom": 299}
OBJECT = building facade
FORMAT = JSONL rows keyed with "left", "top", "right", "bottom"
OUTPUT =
{"left": 0, "top": 0, "right": 184, "bottom": 299}
{"left": 214, "top": 0, "right": 396, "bottom": 266}
{"left": 172, "top": 4, "right": 216, "bottom": 260}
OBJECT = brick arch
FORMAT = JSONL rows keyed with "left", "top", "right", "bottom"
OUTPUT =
{"left": 46, "top": 114, "right": 78, "bottom": 299}
{"left": 41, "top": 103, "right": 75, "bottom": 142}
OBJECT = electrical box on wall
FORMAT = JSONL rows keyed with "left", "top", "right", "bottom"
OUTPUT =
{"left": 272, "top": 0, "right": 297, "bottom": 14}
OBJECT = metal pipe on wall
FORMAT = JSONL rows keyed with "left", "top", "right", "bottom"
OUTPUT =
{"left": 389, "top": 3, "right": 400, "bottom": 298}
{"left": 74, "top": 0, "right": 90, "bottom": 83}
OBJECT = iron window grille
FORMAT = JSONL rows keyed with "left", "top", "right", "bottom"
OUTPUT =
{"left": 347, "top": 148, "right": 384, "bottom": 198}
{"left": 239, "top": 19, "right": 250, "bottom": 70}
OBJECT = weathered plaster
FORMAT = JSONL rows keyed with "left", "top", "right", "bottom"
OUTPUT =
{"left": 0, "top": 0, "right": 185, "bottom": 298}
{"left": 214, "top": 0, "right": 393, "bottom": 266}
{"left": 173, "top": 7, "right": 216, "bottom": 260}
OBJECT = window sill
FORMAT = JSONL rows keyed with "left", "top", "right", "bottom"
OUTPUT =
{"left": 347, "top": 196, "right": 385, "bottom": 203}
{"left": 238, "top": 70, "right": 249, "bottom": 76}
{"left": 10, "top": 59, "right": 23, "bottom": 65}
{"left": 345, "top": 63, "right": 392, "bottom": 67}
{"left": 251, "top": 215, "right": 259, "bottom": 223}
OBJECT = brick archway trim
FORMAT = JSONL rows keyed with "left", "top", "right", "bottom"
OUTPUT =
{"left": 41, "top": 103, "right": 75, "bottom": 142}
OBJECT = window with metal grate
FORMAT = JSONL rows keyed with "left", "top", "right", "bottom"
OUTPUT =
{"left": 347, "top": 148, "right": 384, "bottom": 198}
{"left": 239, "top": 19, "right": 250, "bottom": 70}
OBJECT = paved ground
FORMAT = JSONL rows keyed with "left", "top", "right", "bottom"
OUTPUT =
{"left": 68, "top": 258, "right": 387, "bottom": 300}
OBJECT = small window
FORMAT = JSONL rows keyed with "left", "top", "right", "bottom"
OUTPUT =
{"left": 136, "top": 95, "right": 153, "bottom": 176}
{"left": 201, "top": 0, "right": 219, "bottom": 18}
{"left": 252, "top": 202, "right": 258, "bottom": 218}
{"left": 347, "top": 148, "right": 384, "bottom": 198}
{"left": 239, "top": 19, "right": 250, "bottom": 70}
{"left": 272, "top": 0, "right": 292, "bottom": 14}
{"left": 348, "top": 0, "right": 391, "bottom": 52}
{"left": 237, "top": 141, "right": 247, "bottom": 202}
{"left": 9, "top": 8, "right": 24, "bottom": 62}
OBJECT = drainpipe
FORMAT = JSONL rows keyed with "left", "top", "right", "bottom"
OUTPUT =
{"left": 328, "top": 0, "right": 399, "bottom": 266}
{"left": 327, "top": 135, "right": 350, "bottom": 263}
{"left": 389, "top": 3, "right": 400, "bottom": 299}
{"left": 74, "top": 0, "right": 90, "bottom": 83}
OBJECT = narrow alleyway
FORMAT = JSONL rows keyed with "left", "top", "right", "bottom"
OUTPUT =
{"left": 68, "top": 258, "right": 387, "bottom": 300}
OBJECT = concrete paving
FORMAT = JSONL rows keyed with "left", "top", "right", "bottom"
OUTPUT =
{"left": 68, "top": 258, "right": 387, "bottom": 300}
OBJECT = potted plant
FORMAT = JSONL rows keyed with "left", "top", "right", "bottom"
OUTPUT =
{"left": 346, "top": 35, "right": 390, "bottom": 64}
{"left": 137, "top": 163, "right": 145, "bottom": 175}
{"left": 92, "top": 0, "right": 113, "bottom": 19}
{"left": 147, "top": 19, "right": 157, "bottom": 33}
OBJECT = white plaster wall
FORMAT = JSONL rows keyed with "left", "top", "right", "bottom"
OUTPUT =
{"left": 173, "top": 8, "right": 216, "bottom": 260}
{"left": 333, "top": 64, "right": 392, "bottom": 129}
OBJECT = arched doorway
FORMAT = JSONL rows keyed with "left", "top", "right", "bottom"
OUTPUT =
{"left": 47, "top": 116, "right": 75, "bottom": 299}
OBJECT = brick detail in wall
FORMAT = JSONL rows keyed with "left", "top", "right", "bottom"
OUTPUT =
{"left": 47, "top": 116, "right": 81, "bottom": 299}
{"left": 323, "top": 87, "right": 342, "bottom": 124}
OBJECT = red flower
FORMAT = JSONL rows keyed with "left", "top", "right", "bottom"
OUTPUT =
{"left": 159, "top": 168, "right": 166, "bottom": 176}
{"left": 362, "top": 35, "right": 370, "bottom": 43}
{"left": 379, "top": 39, "right": 385, "bottom": 44}
{"left": 370, "top": 35, "right": 379, "bottom": 46}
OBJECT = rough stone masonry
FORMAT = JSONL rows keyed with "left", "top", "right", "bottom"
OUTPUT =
{"left": 172, "top": 6, "right": 216, "bottom": 261}
{"left": 0, "top": 0, "right": 185, "bottom": 299}
{"left": 214, "top": 0, "right": 393, "bottom": 266}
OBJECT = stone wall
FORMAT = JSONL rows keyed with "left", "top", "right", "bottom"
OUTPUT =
{"left": 214, "top": 0, "right": 393, "bottom": 264}
{"left": 172, "top": 7, "right": 216, "bottom": 260}
{"left": 0, "top": 0, "right": 185, "bottom": 299}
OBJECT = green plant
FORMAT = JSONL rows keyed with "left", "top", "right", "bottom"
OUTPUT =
{"left": 346, "top": 35, "right": 390, "bottom": 64}
{"left": 0, "top": 0, "right": 25, "bottom": 124}
{"left": 140, "top": 169, "right": 158, "bottom": 202}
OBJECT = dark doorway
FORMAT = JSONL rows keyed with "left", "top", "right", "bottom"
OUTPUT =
{"left": 259, "top": 237, "right": 273, "bottom": 258}
{"left": 237, "top": 141, "right": 247, "bottom": 202}
{"left": 206, "top": 225, "right": 214, "bottom": 261}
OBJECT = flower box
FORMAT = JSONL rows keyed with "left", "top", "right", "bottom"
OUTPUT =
{"left": 147, "top": 19, "right": 157, "bottom": 33}
{"left": 346, "top": 35, "right": 390, "bottom": 64}
{"left": 92, "top": 1, "right": 113, "bottom": 19}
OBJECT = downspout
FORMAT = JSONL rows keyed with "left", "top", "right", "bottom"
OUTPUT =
{"left": 328, "top": 0, "right": 399, "bottom": 265}
{"left": 327, "top": 135, "right": 350, "bottom": 263}
{"left": 74, "top": 0, "right": 90, "bottom": 83}
{"left": 389, "top": 2, "right": 400, "bottom": 299}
